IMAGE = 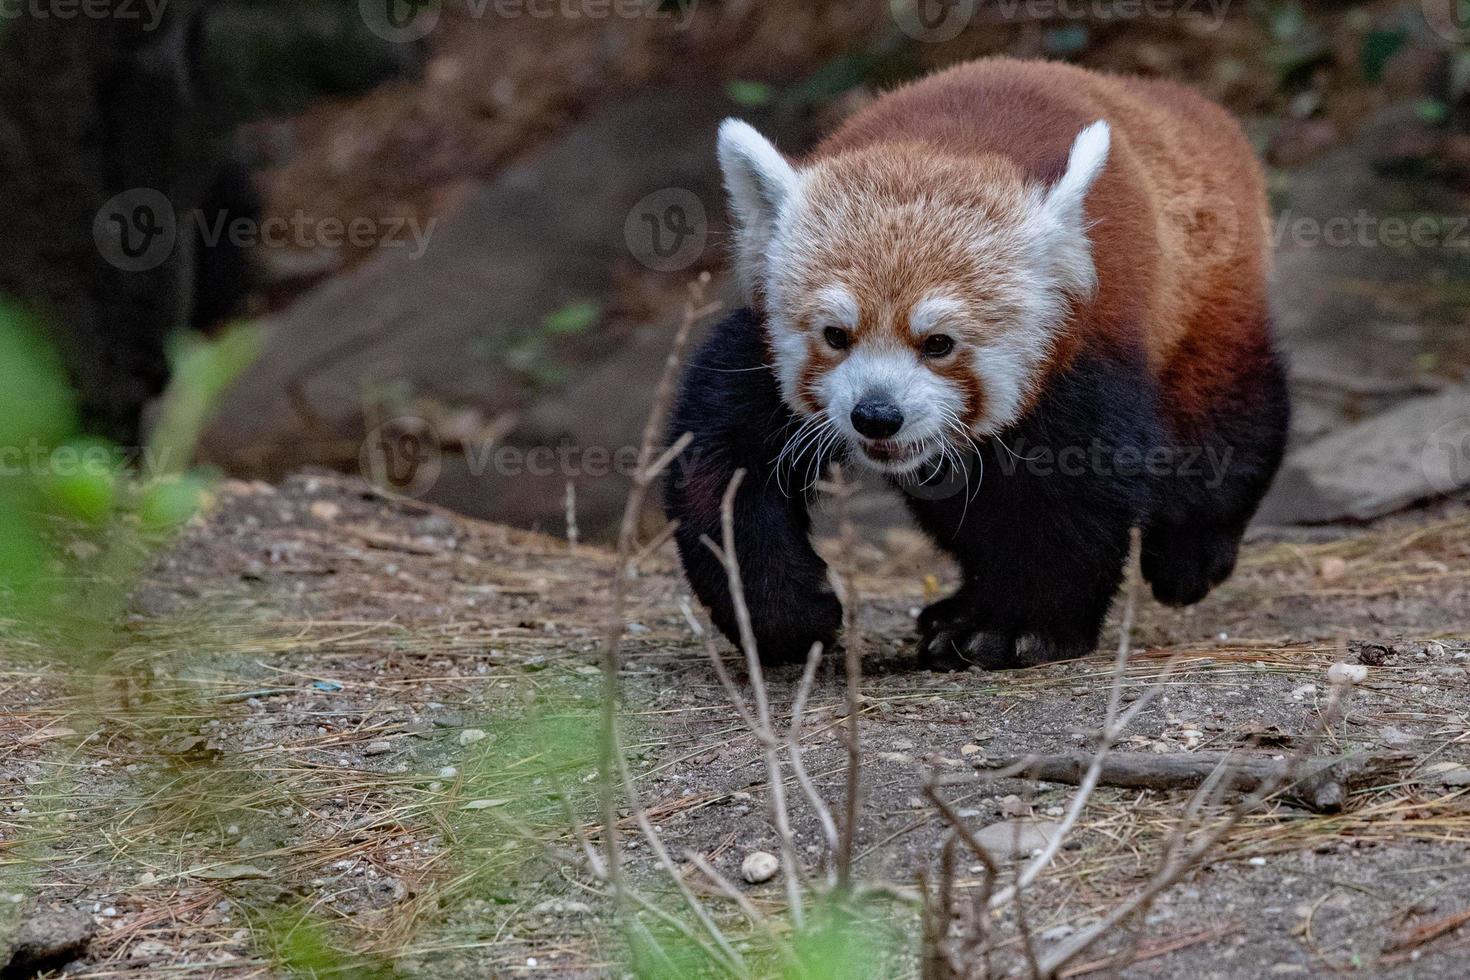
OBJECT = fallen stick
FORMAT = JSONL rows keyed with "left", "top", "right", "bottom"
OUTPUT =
{"left": 971, "top": 750, "right": 1411, "bottom": 814}
{"left": 1059, "top": 920, "right": 1241, "bottom": 977}
{"left": 1383, "top": 905, "right": 1470, "bottom": 954}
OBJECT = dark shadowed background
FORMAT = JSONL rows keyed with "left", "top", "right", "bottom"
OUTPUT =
{"left": 4, "top": 0, "right": 1469, "bottom": 536}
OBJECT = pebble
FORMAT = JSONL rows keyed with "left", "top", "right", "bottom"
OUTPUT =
{"left": 532, "top": 899, "right": 592, "bottom": 917}
{"left": 438, "top": 766, "right": 459, "bottom": 780}
{"left": 1326, "top": 663, "right": 1368, "bottom": 685}
{"left": 970, "top": 818, "right": 1061, "bottom": 859}
{"left": 741, "top": 851, "right": 779, "bottom": 884}
{"left": 363, "top": 740, "right": 393, "bottom": 756}
{"left": 458, "top": 729, "right": 489, "bottom": 747}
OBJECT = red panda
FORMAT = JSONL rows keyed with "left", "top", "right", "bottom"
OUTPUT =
{"left": 665, "top": 58, "right": 1289, "bottom": 669}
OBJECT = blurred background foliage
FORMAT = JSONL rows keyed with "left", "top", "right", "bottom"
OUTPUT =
{"left": 0, "top": 0, "right": 1466, "bottom": 975}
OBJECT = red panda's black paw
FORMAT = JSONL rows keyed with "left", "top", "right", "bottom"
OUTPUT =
{"left": 1142, "top": 524, "right": 1244, "bottom": 608}
{"left": 917, "top": 592, "right": 978, "bottom": 635}
{"left": 736, "top": 589, "right": 842, "bottom": 666}
{"left": 917, "top": 627, "right": 1017, "bottom": 672}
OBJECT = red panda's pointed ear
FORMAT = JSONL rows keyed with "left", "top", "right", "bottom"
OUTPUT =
{"left": 718, "top": 119, "right": 800, "bottom": 301}
{"left": 1040, "top": 120, "right": 1110, "bottom": 299}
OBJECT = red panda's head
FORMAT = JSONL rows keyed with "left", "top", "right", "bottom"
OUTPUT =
{"left": 717, "top": 118, "right": 1110, "bottom": 475}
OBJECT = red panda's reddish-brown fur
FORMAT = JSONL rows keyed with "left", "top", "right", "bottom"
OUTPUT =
{"left": 665, "top": 58, "right": 1289, "bottom": 669}
{"left": 807, "top": 57, "right": 1272, "bottom": 443}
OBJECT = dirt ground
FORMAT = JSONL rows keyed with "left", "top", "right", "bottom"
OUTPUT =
{"left": 1, "top": 472, "right": 1466, "bottom": 977}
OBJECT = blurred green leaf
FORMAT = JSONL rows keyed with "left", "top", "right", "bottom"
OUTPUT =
{"left": 1044, "top": 24, "right": 1089, "bottom": 56}
{"left": 781, "top": 905, "right": 889, "bottom": 979}
{"left": 152, "top": 323, "right": 263, "bottom": 476}
{"left": 0, "top": 302, "right": 77, "bottom": 452}
{"left": 1361, "top": 30, "right": 1406, "bottom": 84}
{"left": 39, "top": 440, "right": 118, "bottom": 525}
{"left": 1269, "top": 1, "right": 1306, "bottom": 41}
{"left": 1416, "top": 98, "right": 1449, "bottom": 124}
{"left": 727, "top": 80, "right": 775, "bottom": 108}
{"left": 543, "top": 300, "right": 602, "bottom": 336}
{"left": 137, "top": 474, "right": 209, "bottom": 530}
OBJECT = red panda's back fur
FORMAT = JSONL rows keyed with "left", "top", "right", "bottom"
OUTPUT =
{"left": 810, "top": 58, "right": 1272, "bottom": 441}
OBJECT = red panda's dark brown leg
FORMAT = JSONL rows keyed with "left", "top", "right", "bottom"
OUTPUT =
{"left": 1144, "top": 331, "right": 1290, "bottom": 607}
{"left": 664, "top": 309, "right": 844, "bottom": 664}
{"left": 903, "top": 345, "right": 1158, "bottom": 670}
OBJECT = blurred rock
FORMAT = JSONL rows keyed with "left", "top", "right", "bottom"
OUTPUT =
{"left": 204, "top": 82, "right": 794, "bottom": 535}
{"left": 2, "top": 906, "right": 95, "bottom": 977}
{"left": 1257, "top": 385, "right": 1470, "bottom": 524}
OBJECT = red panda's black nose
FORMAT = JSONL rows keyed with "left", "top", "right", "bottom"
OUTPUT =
{"left": 851, "top": 397, "right": 905, "bottom": 439}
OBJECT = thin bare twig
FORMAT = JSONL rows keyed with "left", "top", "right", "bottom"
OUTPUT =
{"left": 988, "top": 529, "right": 1144, "bottom": 911}
{"left": 829, "top": 465, "right": 864, "bottom": 892}
{"left": 711, "top": 470, "right": 807, "bottom": 927}
{"left": 596, "top": 275, "right": 716, "bottom": 915}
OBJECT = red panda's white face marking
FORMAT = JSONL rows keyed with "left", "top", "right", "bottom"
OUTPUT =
{"left": 718, "top": 118, "right": 1109, "bottom": 475}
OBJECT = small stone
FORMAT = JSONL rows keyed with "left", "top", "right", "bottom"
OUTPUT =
{"left": 309, "top": 501, "right": 342, "bottom": 522}
{"left": 458, "top": 729, "right": 489, "bottom": 747}
{"left": 437, "top": 766, "right": 459, "bottom": 780}
{"left": 1422, "top": 762, "right": 1470, "bottom": 786}
{"left": 960, "top": 743, "right": 983, "bottom": 756}
{"left": 532, "top": 899, "right": 593, "bottom": 917}
{"left": 363, "top": 740, "right": 393, "bottom": 756}
{"left": 879, "top": 752, "right": 914, "bottom": 765}
{"left": 1326, "top": 663, "right": 1368, "bottom": 685}
{"left": 741, "top": 851, "right": 780, "bottom": 884}
{"left": 971, "top": 819, "right": 1061, "bottom": 859}
{"left": 1318, "top": 556, "right": 1348, "bottom": 580}
{"left": 892, "top": 738, "right": 916, "bottom": 752}
{"left": 3, "top": 906, "right": 98, "bottom": 974}
{"left": 999, "top": 794, "right": 1030, "bottom": 817}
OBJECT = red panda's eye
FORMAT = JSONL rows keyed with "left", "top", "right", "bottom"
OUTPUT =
{"left": 922, "top": 334, "right": 956, "bottom": 358}
{"left": 823, "top": 326, "right": 851, "bottom": 351}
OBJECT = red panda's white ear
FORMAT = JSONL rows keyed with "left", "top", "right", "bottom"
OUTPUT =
{"left": 718, "top": 119, "right": 800, "bottom": 300}
{"left": 1040, "top": 120, "right": 1110, "bottom": 298}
